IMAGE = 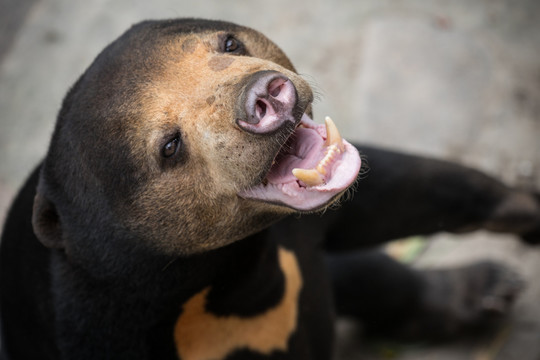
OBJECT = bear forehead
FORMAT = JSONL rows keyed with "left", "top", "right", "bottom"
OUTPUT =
{"left": 77, "top": 19, "right": 290, "bottom": 129}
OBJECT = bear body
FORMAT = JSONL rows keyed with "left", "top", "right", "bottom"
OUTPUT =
{"left": 2, "top": 19, "right": 540, "bottom": 360}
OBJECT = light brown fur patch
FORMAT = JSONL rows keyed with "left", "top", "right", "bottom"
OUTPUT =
{"left": 208, "top": 56, "right": 235, "bottom": 71}
{"left": 174, "top": 247, "right": 303, "bottom": 360}
{"left": 182, "top": 38, "right": 198, "bottom": 53}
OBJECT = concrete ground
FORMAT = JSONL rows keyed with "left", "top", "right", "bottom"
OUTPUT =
{"left": 1, "top": 0, "right": 539, "bottom": 359}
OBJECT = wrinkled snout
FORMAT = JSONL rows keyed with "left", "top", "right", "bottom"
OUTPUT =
{"left": 236, "top": 71, "right": 298, "bottom": 134}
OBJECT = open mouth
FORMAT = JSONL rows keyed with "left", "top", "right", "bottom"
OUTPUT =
{"left": 238, "top": 114, "right": 361, "bottom": 211}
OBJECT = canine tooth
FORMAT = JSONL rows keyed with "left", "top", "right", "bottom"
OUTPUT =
{"left": 325, "top": 116, "right": 344, "bottom": 152}
{"left": 292, "top": 168, "right": 324, "bottom": 187}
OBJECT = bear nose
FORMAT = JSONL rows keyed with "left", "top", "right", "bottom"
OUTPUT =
{"left": 237, "top": 71, "right": 298, "bottom": 134}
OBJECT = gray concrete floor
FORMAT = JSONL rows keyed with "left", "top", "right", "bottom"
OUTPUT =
{"left": 1, "top": 0, "right": 539, "bottom": 359}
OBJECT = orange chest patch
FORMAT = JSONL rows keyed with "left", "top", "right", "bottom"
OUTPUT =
{"left": 174, "top": 247, "right": 303, "bottom": 360}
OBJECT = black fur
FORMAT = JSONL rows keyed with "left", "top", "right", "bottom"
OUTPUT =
{"left": 1, "top": 18, "right": 539, "bottom": 360}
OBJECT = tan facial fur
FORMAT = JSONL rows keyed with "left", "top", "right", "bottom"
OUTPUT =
{"left": 41, "top": 20, "right": 314, "bottom": 259}
{"left": 111, "top": 28, "right": 313, "bottom": 254}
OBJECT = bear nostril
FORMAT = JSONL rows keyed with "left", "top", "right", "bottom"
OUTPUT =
{"left": 256, "top": 100, "right": 267, "bottom": 119}
{"left": 270, "top": 87, "right": 281, "bottom": 98}
{"left": 268, "top": 78, "right": 284, "bottom": 98}
{"left": 237, "top": 71, "right": 298, "bottom": 133}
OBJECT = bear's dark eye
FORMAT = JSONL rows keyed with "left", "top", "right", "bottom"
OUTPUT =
{"left": 162, "top": 136, "right": 181, "bottom": 158}
{"left": 224, "top": 37, "right": 239, "bottom": 52}
{"left": 220, "top": 35, "right": 246, "bottom": 54}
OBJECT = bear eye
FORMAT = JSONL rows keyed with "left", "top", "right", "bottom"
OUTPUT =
{"left": 224, "top": 37, "right": 239, "bottom": 52}
{"left": 221, "top": 35, "right": 245, "bottom": 54}
{"left": 161, "top": 136, "right": 181, "bottom": 158}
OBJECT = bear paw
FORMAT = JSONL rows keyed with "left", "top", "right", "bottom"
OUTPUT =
{"left": 400, "top": 261, "right": 524, "bottom": 340}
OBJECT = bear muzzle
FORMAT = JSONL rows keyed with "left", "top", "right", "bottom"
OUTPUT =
{"left": 236, "top": 70, "right": 300, "bottom": 134}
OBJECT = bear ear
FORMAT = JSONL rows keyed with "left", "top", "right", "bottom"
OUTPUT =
{"left": 32, "top": 191, "right": 64, "bottom": 249}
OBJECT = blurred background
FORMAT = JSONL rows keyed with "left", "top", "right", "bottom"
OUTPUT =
{"left": 1, "top": 0, "right": 539, "bottom": 358}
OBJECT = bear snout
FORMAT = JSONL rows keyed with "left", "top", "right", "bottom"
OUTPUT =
{"left": 236, "top": 70, "right": 299, "bottom": 134}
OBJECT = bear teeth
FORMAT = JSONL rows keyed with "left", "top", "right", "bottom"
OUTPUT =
{"left": 291, "top": 168, "right": 324, "bottom": 187}
{"left": 324, "top": 116, "right": 344, "bottom": 152}
{"left": 292, "top": 116, "right": 344, "bottom": 187}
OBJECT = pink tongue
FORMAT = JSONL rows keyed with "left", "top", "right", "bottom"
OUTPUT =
{"left": 266, "top": 127, "right": 325, "bottom": 184}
